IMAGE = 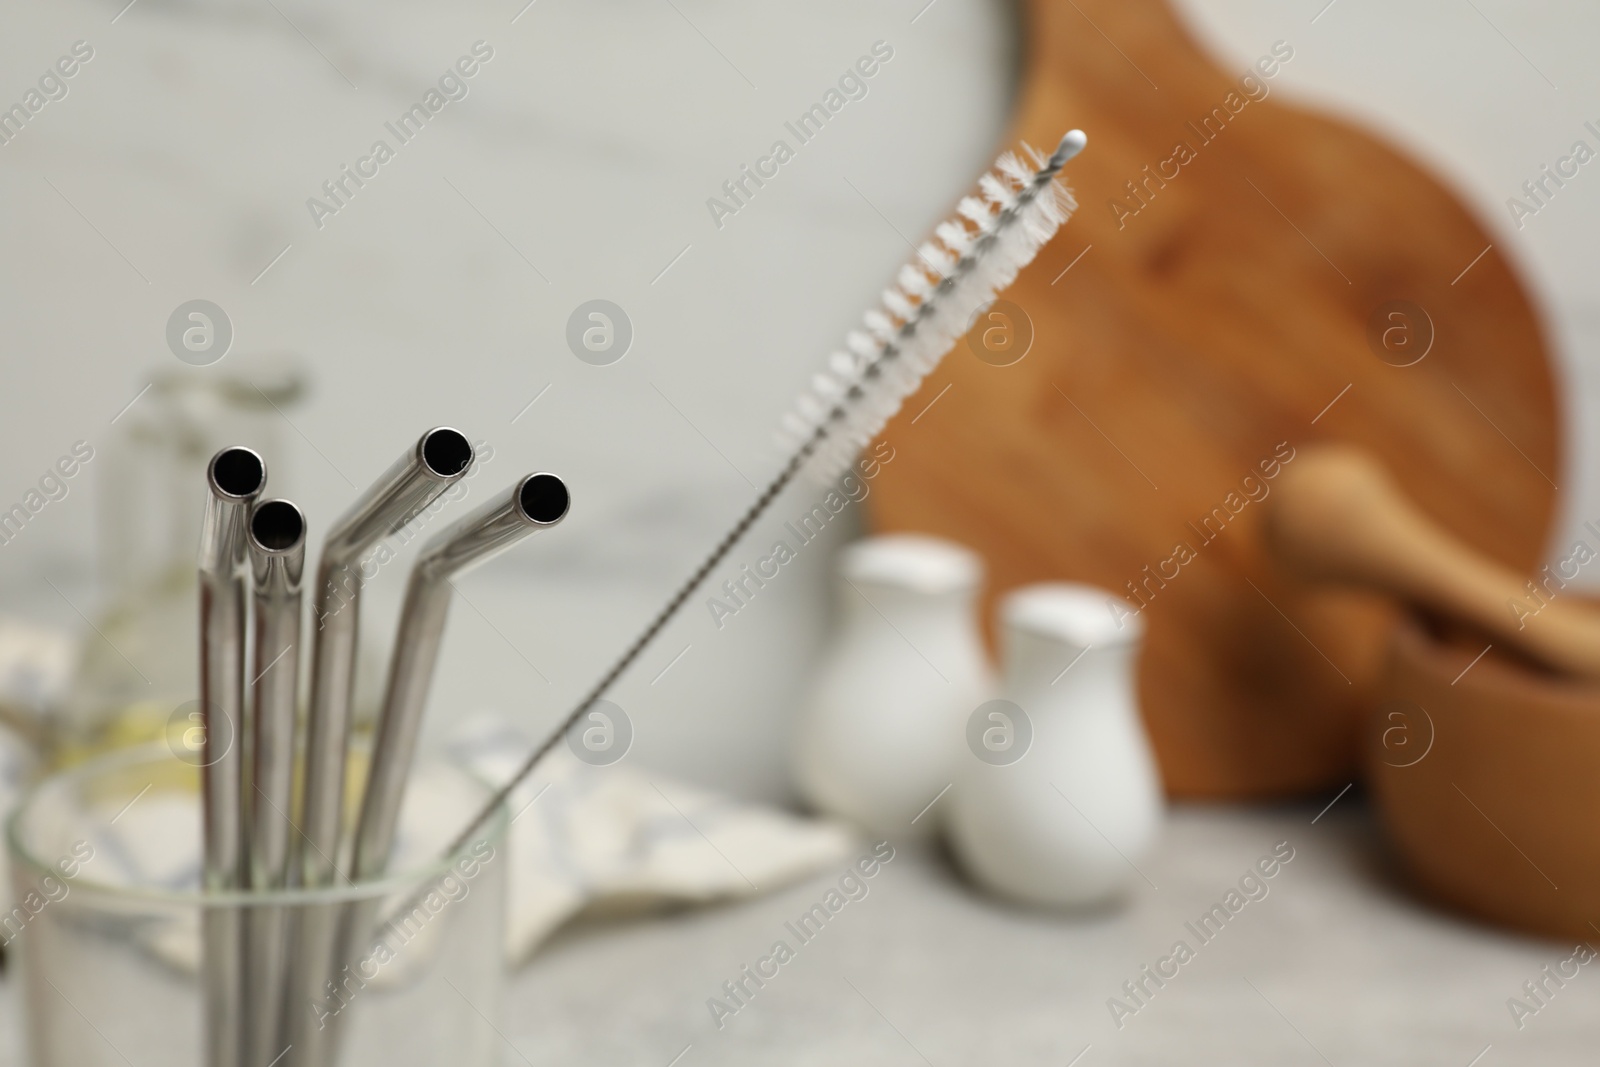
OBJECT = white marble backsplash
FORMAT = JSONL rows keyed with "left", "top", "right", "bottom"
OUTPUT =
{"left": 0, "top": 0, "right": 1018, "bottom": 801}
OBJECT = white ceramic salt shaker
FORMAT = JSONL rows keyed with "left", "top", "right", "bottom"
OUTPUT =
{"left": 947, "top": 582, "right": 1162, "bottom": 908}
{"left": 792, "top": 534, "right": 995, "bottom": 841}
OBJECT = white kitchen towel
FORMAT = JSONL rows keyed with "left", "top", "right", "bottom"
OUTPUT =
{"left": 442, "top": 715, "right": 857, "bottom": 964}
{"left": 36, "top": 722, "right": 855, "bottom": 974}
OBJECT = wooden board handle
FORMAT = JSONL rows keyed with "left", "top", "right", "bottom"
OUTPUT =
{"left": 1267, "top": 445, "right": 1600, "bottom": 678}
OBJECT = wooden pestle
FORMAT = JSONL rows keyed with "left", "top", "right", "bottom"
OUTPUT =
{"left": 1266, "top": 444, "right": 1600, "bottom": 678}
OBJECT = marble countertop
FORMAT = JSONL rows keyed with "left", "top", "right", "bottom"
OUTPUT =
{"left": 271, "top": 799, "right": 1600, "bottom": 1064}
{"left": 503, "top": 800, "right": 1590, "bottom": 1066}
{"left": 7, "top": 800, "right": 1586, "bottom": 1066}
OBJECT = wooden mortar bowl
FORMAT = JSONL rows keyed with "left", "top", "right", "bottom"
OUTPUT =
{"left": 1368, "top": 616, "right": 1600, "bottom": 940}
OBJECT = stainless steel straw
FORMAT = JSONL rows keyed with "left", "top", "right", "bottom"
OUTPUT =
{"left": 296, "top": 428, "right": 474, "bottom": 889}
{"left": 199, "top": 445, "right": 266, "bottom": 1067}
{"left": 318, "top": 474, "right": 567, "bottom": 1062}
{"left": 286, "top": 428, "right": 472, "bottom": 1065}
{"left": 245, "top": 500, "right": 306, "bottom": 1067}
{"left": 352, "top": 473, "right": 569, "bottom": 883}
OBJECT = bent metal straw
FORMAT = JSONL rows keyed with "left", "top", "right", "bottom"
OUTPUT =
{"left": 314, "top": 474, "right": 569, "bottom": 1062}
{"left": 295, "top": 427, "right": 474, "bottom": 894}
{"left": 354, "top": 472, "right": 570, "bottom": 884}
{"left": 287, "top": 428, "right": 473, "bottom": 1067}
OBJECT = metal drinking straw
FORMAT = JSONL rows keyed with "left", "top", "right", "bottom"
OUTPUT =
{"left": 295, "top": 427, "right": 474, "bottom": 889}
{"left": 352, "top": 473, "right": 569, "bottom": 883}
{"left": 286, "top": 428, "right": 473, "bottom": 1066}
{"left": 244, "top": 499, "right": 305, "bottom": 1067}
{"left": 198, "top": 445, "right": 266, "bottom": 1067}
{"left": 315, "top": 474, "right": 568, "bottom": 1063}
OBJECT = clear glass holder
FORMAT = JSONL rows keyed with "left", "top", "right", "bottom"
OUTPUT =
{"left": 5, "top": 745, "right": 508, "bottom": 1067}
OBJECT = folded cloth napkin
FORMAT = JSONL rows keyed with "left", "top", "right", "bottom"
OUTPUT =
{"left": 442, "top": 715, "right": 857, "bottom": 964}
{"left": 30, "top": 719, "right": 854, "bottom": 975}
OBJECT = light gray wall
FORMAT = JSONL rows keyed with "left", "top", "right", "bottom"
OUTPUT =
{"left": 0, "top": 0, "right": 1018, "bottom": 801}
{"left": 5, "top": 0, "right": 1592, "bottom": 803}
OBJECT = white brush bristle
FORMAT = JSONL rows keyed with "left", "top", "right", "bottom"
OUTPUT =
{"left": 775, "top": 136, "right": 1080, "bottom": 484}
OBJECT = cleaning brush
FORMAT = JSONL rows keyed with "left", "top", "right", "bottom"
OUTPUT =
{"left": 432, "top": 128, "right": 1087, "bottom": 864}
{"left": 781, "top": 131, "right": 1084, "bottom": 484}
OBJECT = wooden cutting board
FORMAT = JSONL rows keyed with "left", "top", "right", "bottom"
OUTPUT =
{"left": 867, "top": 0, "right": 1559, "bottom": 798}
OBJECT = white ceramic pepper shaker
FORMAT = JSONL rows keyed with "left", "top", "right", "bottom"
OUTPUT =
{"left": 947, "top": 582, "right": 1162, "bottom": 908}
{"left": 792, "top": 534, "right": 995, "bottom": 841}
